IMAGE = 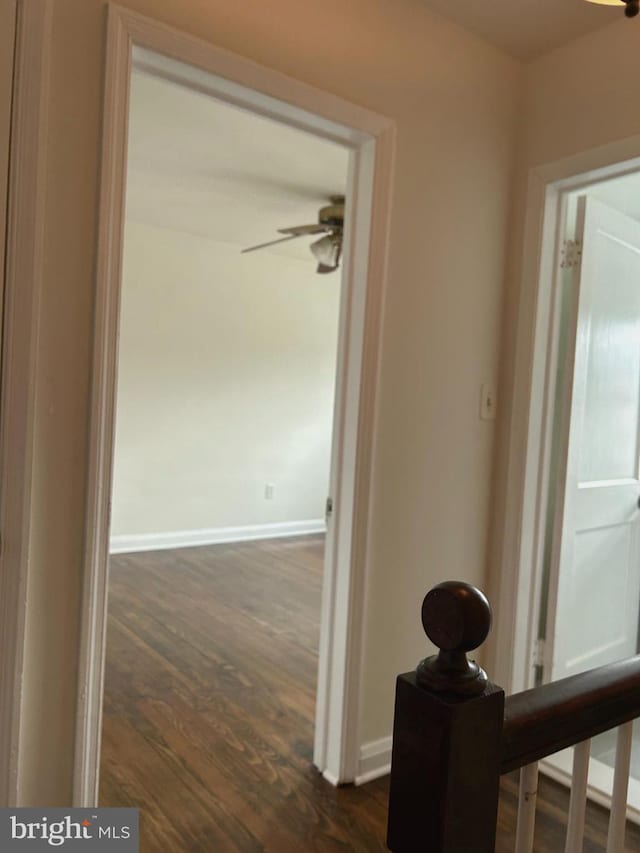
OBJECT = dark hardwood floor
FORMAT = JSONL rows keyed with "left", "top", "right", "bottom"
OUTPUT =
{"left": 100, "top": 535, "right": 640, "bottom": 851}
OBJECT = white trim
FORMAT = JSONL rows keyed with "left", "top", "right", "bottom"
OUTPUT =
{"left": 74, "top": 4, "right": 394, "bottom": 806}
{"left": 354, "top": 736, "right": 392, "bottom": 786}
{"left": 131, "top": 46, "right": 383, "bottom": 143}
{"left": 109, "top": 520, "right": 326, "bottom": 554}
{"left": 493, "top": 173, "right": 566, "bottom": 693}
{"left": 73, "top": 4, "right": 133, "bottom": 809}
{"left": 495, "top": 137, "right": 640, "bottom": 696}
{"left": 321, "top": 769, "right": 341, "bottom": 787}
{"left": 314, "top": 124, "right": 393, "bottom": 784}
{"left": 0, "top": 0, "right": 52, "bottom": 807}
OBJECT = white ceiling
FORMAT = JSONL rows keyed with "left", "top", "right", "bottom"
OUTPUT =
{"left": 419, "top": 0, "right": 621, "bottom": 60}
{"left": 125, "top": 71, "right": 349, "bottom": 262}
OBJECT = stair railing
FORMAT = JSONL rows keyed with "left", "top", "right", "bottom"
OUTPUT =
{"left": 386, "top": 581, "right": 640, "bottom": 853}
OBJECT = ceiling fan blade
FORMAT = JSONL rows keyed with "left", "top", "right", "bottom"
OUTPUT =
{"left": 277, "top": 224, "right": 330, "bottom": 236}
{"left": 241, "top": 233, "right": 306, "bottom": 254}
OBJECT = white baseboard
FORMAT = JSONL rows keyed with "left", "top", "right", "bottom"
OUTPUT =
{"left": 355, "top": 736, "right": 392, "bottom": 785}
{"left": 110, "top": 519, "right": 326, "bottom": 554}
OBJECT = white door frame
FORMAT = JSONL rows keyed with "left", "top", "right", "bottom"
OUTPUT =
{"left": 495, "top": 136, "right": 640, "bottom": 696}
{"left": 74, "top": 4, "right": 394, "bottom": 806}
{"left": 0, "top": 0, "right": 52, "bottom": 806}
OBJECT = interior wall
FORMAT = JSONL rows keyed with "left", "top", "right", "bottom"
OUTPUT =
{"left": 110, "top": 220, "right": 339, "bottom": 543}
{"left": 19, "top": 0, "right": 520, "bottom": 803}
{"left": 488, "top": 18, "right": 640, "bottom": 687}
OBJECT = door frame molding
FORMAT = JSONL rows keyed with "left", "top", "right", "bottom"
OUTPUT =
{"left": 494, "top": 137, "right": 640, "bottom": 696}
{"left": 0, "top": 0, "right": 52, "bottom": 806}
{"left": 74, "top": 3, "right": 395, "bottom": 805}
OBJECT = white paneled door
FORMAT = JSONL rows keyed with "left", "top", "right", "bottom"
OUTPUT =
{"left": 550, "top": 197, "right": 640, "bottom": 682}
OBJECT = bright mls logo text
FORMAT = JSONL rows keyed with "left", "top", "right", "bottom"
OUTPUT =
{"left": 10, "top": 815, "right": 133, "bottom": 847}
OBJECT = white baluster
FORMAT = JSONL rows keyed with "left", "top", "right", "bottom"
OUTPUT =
{"left": 515, "top": 761, "right": 539, "bottom": 853}
{"left": 606, "top": 721, "right": 633, "bottom": 853}
{"left": 564, "top": 739, "right": 590, "bottom": 853}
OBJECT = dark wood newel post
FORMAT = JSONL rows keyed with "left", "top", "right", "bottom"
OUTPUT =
{"left": 387, "top": 581, "right": 505, "bottom": 853}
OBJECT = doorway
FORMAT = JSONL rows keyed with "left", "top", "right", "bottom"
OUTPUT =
{"left": 508, "top": 158, "right": 640, "bottom": 818}
{"left": 75, "top": 6, "right": 394, "bottom": 808}
{"left": 543, "top": 188, "right": 640, "bottom": 687}
{"left": 101, "top": 62, "right": 350, "bottom": 818}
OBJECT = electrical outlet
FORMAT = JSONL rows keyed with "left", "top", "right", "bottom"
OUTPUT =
{"left": 264, "top": 483, "right": 275, "bottom": 500}
{"left": 480, "top": 383, "right": 497, "bottom": 421}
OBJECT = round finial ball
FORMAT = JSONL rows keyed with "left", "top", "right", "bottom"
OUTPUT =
{"left": 421, "top": 581, "right": 492, "bottom": 653}
{"left": 625, "top": 0, "right": 639, "bottom": 16}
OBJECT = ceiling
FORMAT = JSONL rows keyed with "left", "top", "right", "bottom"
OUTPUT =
{"left": 419, "top": 0, "right": 622, "bottom": 60}
{"left": 125, "top": 70, "right": 349, "bottom": 262}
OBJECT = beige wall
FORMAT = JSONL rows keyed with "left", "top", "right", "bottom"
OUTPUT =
{"left": 488, "top": 18, "right": 640, "bottom": 681}
{"left": 521, "top": 20, "right": 640, "bottom": 169}
{"left": 20, "top": 0, "right": 520, "bottom": 802}
{"left": 111, "top": 221, "right": 340, "bottom": 540}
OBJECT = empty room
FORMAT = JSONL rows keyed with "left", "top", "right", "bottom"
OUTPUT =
{"left": 97, "top": 63, "right": 387, "bottom": 847}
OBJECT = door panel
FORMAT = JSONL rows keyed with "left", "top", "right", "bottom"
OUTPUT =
{"left": 550, "top": 196, "right": 640, "bottom": 682}
{"left": 564, "top": 524, "right": 636, "bottom": 671}
{"left": 580, "top": 233, "right": 640, "bottom": 482}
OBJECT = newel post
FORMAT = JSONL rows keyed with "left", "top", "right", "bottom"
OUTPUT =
{"left": 387, "top": 581, "right": 505, "bottom": 853}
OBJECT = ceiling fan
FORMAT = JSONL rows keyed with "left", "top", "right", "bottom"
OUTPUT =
{"left": 241, "top": 196, "right": 345, "bottom": 274}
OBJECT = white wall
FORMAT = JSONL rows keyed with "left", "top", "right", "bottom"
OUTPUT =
{"left": 110, "top": 221, "right": 339, "bottom": 543}
{"left": 18, "top": 0, "right": 520, "bottom": 803}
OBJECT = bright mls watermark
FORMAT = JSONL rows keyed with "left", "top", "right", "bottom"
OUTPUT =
{"left": 0, "top": 809, "right": 138, "bottom": 850}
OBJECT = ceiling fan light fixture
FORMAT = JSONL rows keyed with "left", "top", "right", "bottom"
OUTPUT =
{"left": 310, "top": 233, "right": 342, "bottom": 273}
{"left": 584, "top": 0, "right": 639, "bottom": 14}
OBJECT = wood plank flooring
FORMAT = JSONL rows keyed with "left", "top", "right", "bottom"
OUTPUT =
{"left": 100, "top": 535, "right": 640, "bottom": 851}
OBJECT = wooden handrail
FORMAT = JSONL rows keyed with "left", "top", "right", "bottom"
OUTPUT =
{"left": 501, "top": 654, "right": 640, "bottom": 773}
{"left": 386, "top": 581, "right": 640, "bottom": 853}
